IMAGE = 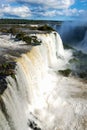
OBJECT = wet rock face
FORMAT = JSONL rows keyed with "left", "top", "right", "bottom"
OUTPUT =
{"left": 0, "top": 62, "right": 16, "bottom": 76}
{"left": 0, "top": 77, "right": 7, "bottom": 94}
{"left": 0, "top": 62, "right": 16, "bottom": 95}
{"left": 28, "top": 119, "right": 41, "bottom": 130}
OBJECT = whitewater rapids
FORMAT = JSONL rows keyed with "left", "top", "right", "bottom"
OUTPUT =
{"left": 0, "top": 32, "right": 87, "bottom": 130}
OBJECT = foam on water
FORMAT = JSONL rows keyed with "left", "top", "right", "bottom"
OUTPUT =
{"left": 0, "top": 31, "right": 87, "bottom": 130}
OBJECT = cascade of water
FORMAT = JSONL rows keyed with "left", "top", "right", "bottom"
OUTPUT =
{"left": 54, "top": 32, "right": 64, "bottom": 57}
{"left": 0, "top": 31, "right": 87, "bottom": 130}
{"left": 35, "top": 32, "right": 72, "bottom": 70}
{"left": 35, "top": 32, "right": 58, "bottom": 66}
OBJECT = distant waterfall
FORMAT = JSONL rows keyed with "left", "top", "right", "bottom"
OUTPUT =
{"left": 0, "top": 31, "right": 87, "bottom": 130}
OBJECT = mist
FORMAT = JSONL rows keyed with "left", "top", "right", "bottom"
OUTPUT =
{"left": 58, "top": 21, "right": 87, "bottom": 53}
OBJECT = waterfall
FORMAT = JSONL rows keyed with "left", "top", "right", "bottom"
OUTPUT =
{"left": 0, "top": 31, "right": 87, "bottom": 130}
{"left": 34, "top": 32, "right": 72, "bottom": 69}
{"left": 78, "top": 31, "right": 87, "bottom": 53}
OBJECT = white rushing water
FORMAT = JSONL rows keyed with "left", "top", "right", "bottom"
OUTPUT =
{"left": 0, "top": 32, "right": 87, "bottom": 130}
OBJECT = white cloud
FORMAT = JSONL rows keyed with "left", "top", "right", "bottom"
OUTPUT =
{"left": 62, "top": 8, "right": 78, "bottom": 16}
{"left": 0, "top": 0, "right": 86, "bottom": 19}
{"left": 61, "top": 8, "right": 85, "bottom": 17}
{"left": 40, "top": 8, "right": 86, "bottom": 18}
{"left": 0, "top": 5, "right": 32, "bottom": 18}
{"left": 8, "top": 0, "right": 75, "bottom": 9}
{"left": 41, "top": 10, "right": 64, "bottom": 17}
{"left": 42, "top": 10, "right": 57, "bottom": 17}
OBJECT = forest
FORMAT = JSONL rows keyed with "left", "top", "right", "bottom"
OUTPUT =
{"left": 0, "top": 18, "right": 62, "bottom": 24}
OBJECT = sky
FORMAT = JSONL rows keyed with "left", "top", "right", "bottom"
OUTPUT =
{"left": 0, "top": 0, "right": 87, "bottom": 20}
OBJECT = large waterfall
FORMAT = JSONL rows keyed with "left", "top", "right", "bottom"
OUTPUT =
{"left": 0, "top": 31, "right": 87, "bottom": 130}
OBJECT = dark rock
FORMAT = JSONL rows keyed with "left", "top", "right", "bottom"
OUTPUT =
{"left": 0, "top": 76, "right": 7, "bottom": 94}
{"left": 58, "top": 69, "right": 72, "bottom": 77}
{"left": 28, "top": 119, "right": 41, "bottom": 130}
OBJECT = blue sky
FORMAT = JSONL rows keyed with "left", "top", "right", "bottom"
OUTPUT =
{"left": 0, "top": 0, "right": 87, "bottom": 20}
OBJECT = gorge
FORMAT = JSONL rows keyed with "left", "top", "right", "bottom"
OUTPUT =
{"left": 0, "top": 27, "right": 87, "bottom": 130}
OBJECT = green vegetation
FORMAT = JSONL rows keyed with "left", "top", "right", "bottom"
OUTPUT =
{"left": 16, "top": 32, "right": 25, "bottom": 40}
{"left": 63, "top": 44, "right": 75, "bottom": 50}
{"left": 0, "top": 62, "right": 16, "bottom": 77}
{"left": 16, "top": 32, "right": 41, "bottom": 46}
{"left": 68, "top": 49, "right": 87, "bottom": 79}
{"left": 37, "top": 24, "right": 54, "bottom": 32}
{"left": 0, "top": 62, "right": 16, "bottom": 94}
{"left": 69, "top": 58, "right": 78, "bottom": 64}
{"left": 0, "top": 18, "right": 62, "bottom": 25}
{"left": 78, "top": 72, "right": 87, "bottom": 79}
{"left": 0, "top": 24, "right": 54, "bottom": 45}
{"left": 30, "top": 36, "right": 41, "bottom": 46}
{"left": 23, "top": 36, "right": 32, "bottom": 43}
{"left": 58, "top": 69, "right": 71, "bottom": 77}
{"left": 8, "top": 27, "right": 18, "bottom": 36}
{"left": 0, "top": 26, "right": 18, "bottom": 36}
{"left": 0, "top": 28, "right": 9, "bottom": 34}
